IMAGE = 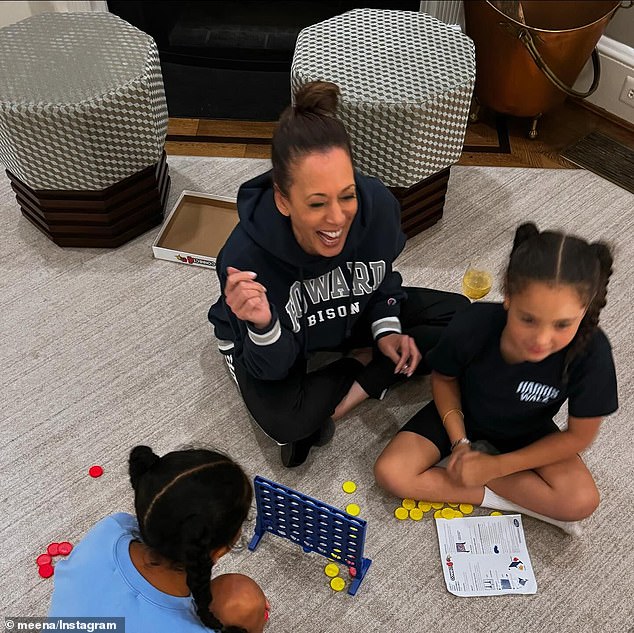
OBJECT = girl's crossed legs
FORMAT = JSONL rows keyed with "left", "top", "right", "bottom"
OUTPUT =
{"left": 374, "top": 403, "right": 599, "bottom": 522}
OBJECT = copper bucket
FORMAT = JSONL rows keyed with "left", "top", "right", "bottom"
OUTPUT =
{"left": 464, "top": 1, "right": 629, "bottom": 136}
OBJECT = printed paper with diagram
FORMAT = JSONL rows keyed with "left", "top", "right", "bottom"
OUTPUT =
{"left": 435, "top": 514, "right": 537, "bottom": 596}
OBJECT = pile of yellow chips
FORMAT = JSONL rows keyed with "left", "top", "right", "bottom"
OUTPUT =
{"left": 324, "top": 563, "right": 347, "bottom": 592}
{"left": 394, "top": 498, "right": 475, "bottom": 520}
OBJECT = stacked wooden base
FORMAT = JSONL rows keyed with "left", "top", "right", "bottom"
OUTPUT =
{"left": 7, "top": 152, "right": 170, "bottom": 247}
{"left": 389, "top": 167, "right": 450, "bottom": 238}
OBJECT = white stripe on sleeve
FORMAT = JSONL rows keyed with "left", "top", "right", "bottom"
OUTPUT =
{"left": 247, "top": 319, "right": 282, "bottom": 346}
{"left": 371, "top": 316, "right": 402, "bottom": 339}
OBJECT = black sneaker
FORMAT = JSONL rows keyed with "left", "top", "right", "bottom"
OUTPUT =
{"left": 280, "top": 421, "right": 334, "bottom": 467}
{"left": 280, "top": 437, "right": 313, "bottom": 468}
{"left": 314, "top": 417, "right": 335, "bottom": 447}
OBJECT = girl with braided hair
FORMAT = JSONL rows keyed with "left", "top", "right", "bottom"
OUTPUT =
{"left": 375, "top": 223, "right": 618, "bottom": 535}
{"left": 49, "top": 446, "right": 268, "bottom": 633}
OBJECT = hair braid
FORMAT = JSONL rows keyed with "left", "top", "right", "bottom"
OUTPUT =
{"left": 562, "top": 241, "right": 613, "bottom": 381}
{"left": 182, "top": 518, "right": 247, "bottom": 633}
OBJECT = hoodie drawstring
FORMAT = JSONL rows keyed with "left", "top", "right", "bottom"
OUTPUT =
{"left": 344, "top": 250, "right": 357, "bottom": 339}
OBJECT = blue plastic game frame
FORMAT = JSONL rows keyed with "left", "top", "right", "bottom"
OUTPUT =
{"left": 248, "top": 476, "right": 372, "bottom": 596}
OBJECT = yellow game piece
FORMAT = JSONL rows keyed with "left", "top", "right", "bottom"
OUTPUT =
{"left": 330, "top": 577, "right": 346, "bottom": 592}
{"left": 441, "top": 507, "right": 455, "bottom": 519}
{"left": 342, "top": 481, "right": 357, "bottom": 494}
{"left": 401, "top": 498, "right": 416, "bottom": 510}
{"left": 394, "top": 507, "right": 409, "bottom": 520}
{"left": 433, "top": 510, "right": 443, "bottom": 519}
{"left": 431, "top": 502, "right": 444, "bottom": 510}
{"left": 490, "top": 511, "right": 503, "bottom": 516}
{"left": 418, "top": 501, "right": 432, "bottom": 512}
{"left": 459, "top": 503, "right": 474, "bottom": 515}
{"left": 448, "top": 503, "right": 459, "bottom": 508}
{"left": 409, "top": 508, "right": 423, "bottom": 521}
{"left": 324, "top": 563, "right": 339, "bottom": 578}
{"left": 346, "top": 503, "right": 360, "bottom": 516}
{"left": 453, "top": 510, "right": 464, "bottom": 518}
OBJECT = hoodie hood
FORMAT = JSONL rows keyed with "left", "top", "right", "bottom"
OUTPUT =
{"left": 236, "top": 170, "right": 373, "bottom": 273}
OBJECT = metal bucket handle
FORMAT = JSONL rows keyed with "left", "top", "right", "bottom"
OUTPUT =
{"left": 500, "top": 1, "right": 632, "bottom": 99}
{"left": 500, "top": 22, "right": 600, "bottom": 98}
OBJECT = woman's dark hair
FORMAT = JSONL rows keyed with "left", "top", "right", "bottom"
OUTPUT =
{"left": 505, "top": 222, "right": 613, "bottom": 379}
{"left": 129, "top": 446, "right": 253, "bottom": 633}
{"left": 272, "top": 80, "right": 353, "bottom": 195}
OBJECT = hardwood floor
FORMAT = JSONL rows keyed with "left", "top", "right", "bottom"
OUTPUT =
{"left": 165, "top": 99, "right": 634, "bottom": 169}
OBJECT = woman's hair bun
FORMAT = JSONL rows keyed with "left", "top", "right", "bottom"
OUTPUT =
{"left": 294, "top": 81, "right": 340, "bottom": 117}
{"left": 129, "top": 445, "right": 160, "bottom": 489}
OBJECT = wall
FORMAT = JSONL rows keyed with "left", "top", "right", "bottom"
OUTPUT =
{"left": 604, "top": 4, "right": 634, "bottom": 48}
{"left": 573, "top": 5, "right": 634, "bottom": 124}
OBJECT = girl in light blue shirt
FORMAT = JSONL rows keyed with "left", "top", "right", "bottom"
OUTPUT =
{"left": 49, "top": 446, "right": 267, "bottom": 633}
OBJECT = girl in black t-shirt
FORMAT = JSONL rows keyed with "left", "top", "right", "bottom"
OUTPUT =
{"left": 374, "top": 223, "right": 618, "bottom": 535}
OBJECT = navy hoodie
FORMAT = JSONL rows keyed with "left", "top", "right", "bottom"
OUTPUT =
{"left": 208, "top": 170, "right": 407, "bottom": 381}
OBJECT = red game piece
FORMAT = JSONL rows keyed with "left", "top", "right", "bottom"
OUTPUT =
{"left": 47, "top": 542, "right": 59, "bottom": 556}
{"left": 89, "top": 465, "right": 103, "bottom": 478}
{"left": 36, "top": 553, "right": 52, "bottom": 566}
{"left": 38, "top": 563, "right": 54, "bottom": 578}
{"left": 348, "top": 566, "right": 357, "bottom": 578}
{"left": 58, "top": 542, "right": 73, "bottom": 556}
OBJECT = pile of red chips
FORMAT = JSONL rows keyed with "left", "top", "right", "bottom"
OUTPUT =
{"left": 37, "top": 541, "right": 73, "bottom": 578}
{"left": 36, "top": 465, "right": 102, "bottom": 578}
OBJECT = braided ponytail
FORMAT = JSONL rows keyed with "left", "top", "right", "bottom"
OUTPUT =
{"left": 182, "top": 519, "right": 247, "bottom": 633}
{"left": 562, "top": 241, "right": 613, "bottom": 380}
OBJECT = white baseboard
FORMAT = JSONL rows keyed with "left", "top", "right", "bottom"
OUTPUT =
{"left": 574, "top": 36, "right": 634, "bottom": 125}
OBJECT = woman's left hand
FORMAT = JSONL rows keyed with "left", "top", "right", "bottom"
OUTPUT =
{"left": 377, "top": 333, "right": 421, "bottom": 377}
{"left": 447, "top": 450, "right": 501, "bottom": 487}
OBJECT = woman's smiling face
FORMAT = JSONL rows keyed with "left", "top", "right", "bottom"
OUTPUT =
{"left": 274, "top": 147, "right": 357, "bottom": 257}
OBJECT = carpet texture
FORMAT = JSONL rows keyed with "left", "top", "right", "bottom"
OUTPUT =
{"left": 1, "top": 157, "right": 632, "bottom": 632}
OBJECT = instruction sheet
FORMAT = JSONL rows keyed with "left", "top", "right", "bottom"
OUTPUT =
{"left": 435, "top": 514, "right": 537, "bottom": 596}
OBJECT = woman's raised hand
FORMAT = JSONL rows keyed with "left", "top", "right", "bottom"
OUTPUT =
{"left": 224, "top": 266, "right": 272, "bottom": 329}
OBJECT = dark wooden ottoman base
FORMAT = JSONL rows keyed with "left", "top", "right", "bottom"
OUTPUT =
{"left": 388, "top": 167, "right": 451, "bottom": 239}
{"left": 7, "top": 152, "right": 170, "bottom": 248}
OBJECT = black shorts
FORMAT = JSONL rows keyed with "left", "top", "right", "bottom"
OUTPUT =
{"left": 399, "top": 401, "right": 560, "bottom": 459}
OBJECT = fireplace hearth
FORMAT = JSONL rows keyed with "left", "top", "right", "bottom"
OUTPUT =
{"left": 107, "top": 1, "right": 420, "bottom": 121}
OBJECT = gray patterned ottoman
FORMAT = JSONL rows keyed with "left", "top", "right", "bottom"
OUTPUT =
{"left": 292, "top": 9, "right": 475, "bottom": 237}
{"left": 0, "top": 12, "right": 169, "bottom": 247}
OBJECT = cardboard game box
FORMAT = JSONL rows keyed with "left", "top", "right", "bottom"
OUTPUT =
{"left": 152, "top": 191, "right": 238, "bottom": 269}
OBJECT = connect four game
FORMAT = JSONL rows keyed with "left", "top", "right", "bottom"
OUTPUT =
{"left": 248, "top": 476, "right": 372, "bottom": 595}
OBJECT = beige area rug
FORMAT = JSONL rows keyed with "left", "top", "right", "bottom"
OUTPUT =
{"left": 1, "top": 157, "right": 633, "bottom": 633}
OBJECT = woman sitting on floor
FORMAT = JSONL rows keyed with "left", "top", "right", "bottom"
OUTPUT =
{"left": 208, "top": 80, "right": 468, "bottom": 467}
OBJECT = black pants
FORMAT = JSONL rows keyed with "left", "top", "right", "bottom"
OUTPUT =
{"left": 231, "top": 287, "right": 469, "bottom": 444}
